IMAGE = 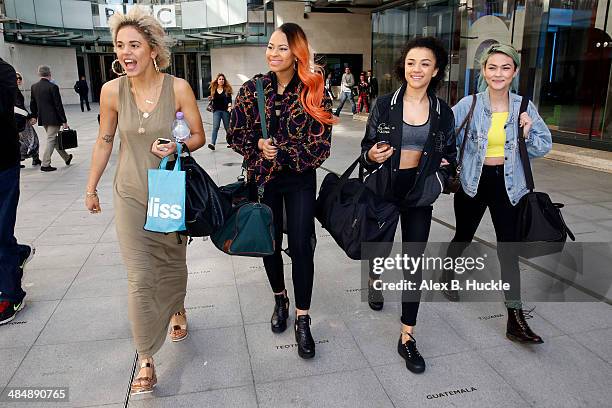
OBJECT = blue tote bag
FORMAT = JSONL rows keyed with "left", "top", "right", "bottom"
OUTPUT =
{"left": 144, "top": 144, "right": 187, "bottom": 233}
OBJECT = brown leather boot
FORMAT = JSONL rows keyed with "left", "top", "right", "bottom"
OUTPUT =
{"left": 506, "top": 308, "right": 544, "bottom": 344}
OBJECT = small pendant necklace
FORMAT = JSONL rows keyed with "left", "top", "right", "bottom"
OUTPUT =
{"left": 132, "top": 76, "right": 162, "bottom": 133}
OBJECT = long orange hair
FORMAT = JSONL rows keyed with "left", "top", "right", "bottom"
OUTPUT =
{"left": 278, "top": 23, "right": 336, "bottom": 126}
{"left": 209, "top": 73, "right": 233, "bottom": 95}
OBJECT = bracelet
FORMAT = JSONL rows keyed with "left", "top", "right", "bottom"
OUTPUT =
{"left": 86, "top": 190, "right": 98, "bottom": 197}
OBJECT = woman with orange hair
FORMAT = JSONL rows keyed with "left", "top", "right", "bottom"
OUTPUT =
{"left": 229, "top": 23, "right": 335, "bottom": 359}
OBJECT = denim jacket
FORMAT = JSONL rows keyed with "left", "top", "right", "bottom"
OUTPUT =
{"left": 452, "top": 91, "right": 552, "bottom": 206}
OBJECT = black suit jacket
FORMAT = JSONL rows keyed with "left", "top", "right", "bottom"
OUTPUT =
{"left": 75, "top": 79, "right": 89, "bottom": 96}
{"left": 30, "top": 78, "right": 67, "bottom": 126}
{"left": 0, "top": 57, "right": 20, "bottom": 171}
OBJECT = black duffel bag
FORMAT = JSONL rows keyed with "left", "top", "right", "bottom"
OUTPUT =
{"left": 515, "top": 97, "right": 575, "bottom": 258}
{"left": 315, "top": 157, "right": 399, "bottom": 260}
{"left": 169, "top": 146, "right": 231, "bottom": 237}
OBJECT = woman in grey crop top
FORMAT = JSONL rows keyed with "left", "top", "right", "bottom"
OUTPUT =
{"left": 402, "top": 118, "right": 430, "bottom": 151}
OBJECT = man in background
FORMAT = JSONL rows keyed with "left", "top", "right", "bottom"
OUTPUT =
{"left": 334, "top": 66, "right": 356, "bottom": 116}
{"left": 74, "top": 75, "right": 91, "bottom": 112}
{"left": 30, "top": 65, "right": 72, "bottom": 172}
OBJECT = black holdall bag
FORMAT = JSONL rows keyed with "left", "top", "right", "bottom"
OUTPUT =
{"left": 168, "top": 145, "right": 231, "bottom": 237}
{"left": 57, "top": 128, "right": 78, "bottom": 150}
{"left": 315, "top": 157, "right": 399, "bottom": 260}
{"left": 444, "top": 93, "right": 477, "bottom": 194}
{"left": 515, "top": 96, "right": 575, "bottom": 258}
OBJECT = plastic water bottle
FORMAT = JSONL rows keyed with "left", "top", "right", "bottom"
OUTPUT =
{"left": 172, "top": 111, "right": 191, "bottom": 143}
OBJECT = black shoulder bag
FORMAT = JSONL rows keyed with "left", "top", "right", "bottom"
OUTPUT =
{"left": 515, "top": 96, "right": 575, "bottom": 258}
{"left": 444, "top": 93, "right": 477, "bottom": 194}
{"left": 316, "top": 157, "right": 399, "bottom": 260}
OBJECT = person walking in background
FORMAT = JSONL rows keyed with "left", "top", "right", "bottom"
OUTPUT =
{"left": 207, "top": 73, "right": 232, "bottom": 151}
{"left": 84, "top": 7, "right": 205, "bottom": 395}
{"left": 325, "top": 72, "right": 335, "bottom": 100}
{"left": 30, "top": 65, "right": 72, "bottom": 172}
{"left": 367, "top": 69, "right": 378, "bottom": 105}
{"left": 0, "top": 58, "right": 35, "bottom": 326}
{"left": 446, "top": 43, "right": 551, "bottom": 344}
{"left": 229, "top": 23, "right": 335, "bottom": 360}
{"left": 74, "top": 75, "right": 91, "bottom": 112}
{"left": 334, "top": 66, "right": 356, "bottom": 116}
{"left": 356, "top": 71, "right": 370, "bottom": 113}
{"left": 15, "top": 72, "right": 41, "bottom": 167}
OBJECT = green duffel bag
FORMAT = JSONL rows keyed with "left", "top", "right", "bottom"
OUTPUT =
{"left": 210, "top": 201, "right": 275, "bottom": 257}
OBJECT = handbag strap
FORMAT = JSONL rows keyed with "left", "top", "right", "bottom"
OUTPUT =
{"left": 455, "top": 93, "right": 477, "bottom": 173}
{"left": 255, "top": 78, "right": 268, "bottom": 140}
{"left": 516, "top": 96, "right": 534, "bottom": 191}
{"left": 159, "top": 142, "right": 182, "bottom": 171}
{"left": 330, "top": 157, "right": 363, "bottom": 201}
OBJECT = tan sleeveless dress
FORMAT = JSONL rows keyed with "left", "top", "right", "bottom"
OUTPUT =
{"left": 114, "top": 74, "right": 187, "bottom": 358}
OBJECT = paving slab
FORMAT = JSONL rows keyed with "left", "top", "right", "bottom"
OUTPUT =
{"left": 374, "top": 351, "right": 530, "bottom": 408}
{"left": 256, "top": 368, "right": 394, "bottom": 408}
{"left": 479, "top": 336, "right": 612, "bottom": 408}
{"left": 245, "top": 317, "right": 368, "bottom": 384}
{"left": 4, "top": 338, "right": 133, "bottom": 407}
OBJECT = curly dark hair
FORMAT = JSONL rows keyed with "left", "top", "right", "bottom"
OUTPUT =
{"left": 394, "top": 36, "right": 449, "bottom": 94}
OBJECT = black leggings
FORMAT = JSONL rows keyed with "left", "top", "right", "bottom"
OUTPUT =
{"left": 370, "top": 168, "right": 433, "bottom": 326}
{"left": 261, "top": 170, "right": 316, "bottom": 310}
{"left": 448, "top": 165, "right": 521, "bottom": 307}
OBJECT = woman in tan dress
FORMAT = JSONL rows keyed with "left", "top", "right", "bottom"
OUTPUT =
{"left": 85, "top": 7, "right": 205, "bottom": 395}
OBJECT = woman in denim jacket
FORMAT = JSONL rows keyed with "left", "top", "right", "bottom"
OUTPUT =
{"left": 448, "top": 44, "right": 552, "bottom": 343}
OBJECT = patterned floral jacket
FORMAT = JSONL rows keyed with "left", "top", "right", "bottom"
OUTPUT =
{"left": 228, "top": 72, "right": 333, "bottom": 186}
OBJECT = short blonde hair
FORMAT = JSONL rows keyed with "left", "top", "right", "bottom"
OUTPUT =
{"left": 109, "top": 6, "right": 171, "bottom": 70}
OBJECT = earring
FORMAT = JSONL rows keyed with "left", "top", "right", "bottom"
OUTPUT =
{"left": 111, "top": 59, "right": 126, "bottom": 76}
{"left": 152, "top": 57, "right": 160, "bottom": 73}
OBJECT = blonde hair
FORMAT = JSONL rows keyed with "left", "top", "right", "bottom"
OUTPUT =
{"left": 109, "top": 6, "right": 171, "bottom": 70}
{"left": 209, "top": 73, "right": 233, "bottom": 95}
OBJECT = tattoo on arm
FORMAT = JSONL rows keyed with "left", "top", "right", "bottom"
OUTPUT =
{"left": 102, "top": 134, "right": 114, "bottom": 143}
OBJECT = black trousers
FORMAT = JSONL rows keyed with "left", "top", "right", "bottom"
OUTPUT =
{"left": 261, "top": 170, "right": 316, "bottom": 310}
{"left": 0, "top": 166, "right": 25, "bottom": 303}
{"left": 448, "top": 165, "right": 521, "bottom": 306}
{"left": 395, "top": 169, "right": 432, "bottom": 326}
{"left": 368, "top": 169, "right": 432, "bottom": 326}
{"left": 79, "top": 94, "right": 90, "bottom": 112}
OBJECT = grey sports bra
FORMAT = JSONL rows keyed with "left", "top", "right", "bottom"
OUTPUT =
{"left": 402, "top": 117, "right": 430, "bottom": 151}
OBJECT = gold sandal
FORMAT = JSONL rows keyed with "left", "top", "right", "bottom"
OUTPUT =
{"left": 130, "top": 359, "right": 157, "bottom": 395}
{"left": 169, "top": 310, "right": 188, "bottom": 342}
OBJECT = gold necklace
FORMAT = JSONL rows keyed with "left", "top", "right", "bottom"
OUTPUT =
{"left": 132, "top": 76, "right": 162, "bottom": 121}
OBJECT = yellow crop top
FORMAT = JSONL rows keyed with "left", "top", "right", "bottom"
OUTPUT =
{"left": 486, "top": 112, "right": 508, "bottom": 158}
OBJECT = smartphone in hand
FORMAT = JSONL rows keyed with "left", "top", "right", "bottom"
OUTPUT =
{"left": 376, "top": 140, "right": 391, "bottom": 152}
{"left": 157, "top": 138, "right": 172, "bottom": 145}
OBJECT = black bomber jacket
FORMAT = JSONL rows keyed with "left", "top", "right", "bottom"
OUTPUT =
{"left": 359, "top": 84, "right": 457, "bottom": 207}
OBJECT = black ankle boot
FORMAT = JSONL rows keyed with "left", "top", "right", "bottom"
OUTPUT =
{"left": 368, "top": 279, "right": 384, "bottom": 311}
{"left": 271, "top": 292, "right": 289, "bottom": 333}
{"left": 397, "top": 332, "right": 425, "bottom": 373}
{"left": 294, "top": 314, "right": 315, "bottom": 359}
{"left": 506, "top": 308, "right": 544, "bottom": 344}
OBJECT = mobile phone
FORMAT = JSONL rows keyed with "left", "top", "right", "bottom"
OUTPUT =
{"left": 376, "top": 141, "right": 391, "bottom": 151}
{"left": 157, "top": 138, "right": 172, "bottom": 145}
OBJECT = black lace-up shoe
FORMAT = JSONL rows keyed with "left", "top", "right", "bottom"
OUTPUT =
{"left": 398, "top": 332, "right": 425, "bottom": 373}
{"left": 506, "top": 308, "right": 544, "bottom": 344}
{"left": 368, "top": 279, "right": 384, "bottom": 311}
{"left": 295, "top": 314, "right": 315, "bottom": 359}
{"left": 271, "top": 292, "right": 289, "bottom": 333}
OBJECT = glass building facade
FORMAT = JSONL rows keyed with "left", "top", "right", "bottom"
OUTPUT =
{"left": 2, "top": 0, "right": 271, "bottom": 101}
{"left": 372, "top": 0, "right": 612, "bottom": 150}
